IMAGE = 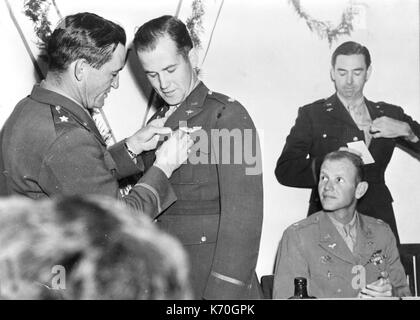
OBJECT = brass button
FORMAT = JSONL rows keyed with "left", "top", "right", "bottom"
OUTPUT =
{"left": 322, "top": 133, "right": 327, "bottom": 138}
{"left": 353, "top": 136, "right": 358, "bottom": 141}
{"left": 201, "top": 236, "right": 207, "bottom": 242}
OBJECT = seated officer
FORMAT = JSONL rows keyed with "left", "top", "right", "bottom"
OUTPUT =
{"left": 273, "top": 150, "right": 411, "bottom": 298}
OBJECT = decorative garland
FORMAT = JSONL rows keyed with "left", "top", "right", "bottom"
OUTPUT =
{"left": 290, "top": 0, "right": 358, "bottom": 46}
{"left": 23, "top": 0, "right": 54, "bottom": 49}
{"left": 185, "top": 0, "right": 205, "bottom": 49}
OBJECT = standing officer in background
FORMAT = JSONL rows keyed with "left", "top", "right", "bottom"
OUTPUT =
{"left": 134, "top": 15, "right": 263, "bottom": 299}
{"left": 0, "top": 12, "right": 192, "bottom": 217}
{"left": 275, "top": 41, "right": 420, "bottom": 244}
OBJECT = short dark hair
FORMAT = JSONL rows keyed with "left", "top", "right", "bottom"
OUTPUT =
{"left": 322, "top": 150, "right": 365, "bottom": 183}
{"left": 46, "top": 12, "right": 126, "bottom": 72}
{"left": 331, "top": 41, "right": 371, "bottom": 69}
{"left": 133, "top": 15, "right": 193, "bottom": 58}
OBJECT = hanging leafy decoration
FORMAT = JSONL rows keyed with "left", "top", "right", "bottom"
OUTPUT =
{"left": 22, "top": 0, "right": 55, "bottom": 49}
{"left": 185, "top": 0, "right": 205, "bottom": 49}
{"left": 289, "top": 0, "right": 358, "bottom": 46}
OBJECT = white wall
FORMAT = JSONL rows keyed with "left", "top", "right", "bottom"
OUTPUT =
{"left": 1, "top": 0, "right": 419, "bottom": 280}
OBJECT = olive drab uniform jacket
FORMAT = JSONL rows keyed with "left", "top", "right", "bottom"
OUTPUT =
{"left": 0, "top": 85, "right": 176, "bottom": 216}
{"left": 275, "top": 94, "right": 420, "bottom": 242}
{"left": 142, "top": 81, "right": 264, "bottom": 299}
{"left": 273, "top": 211, "right": 411, "bottom": 299}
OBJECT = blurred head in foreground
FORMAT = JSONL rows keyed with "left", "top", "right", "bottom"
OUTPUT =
{"left": 0, "top": 195, "right": 191, "bottom": 299}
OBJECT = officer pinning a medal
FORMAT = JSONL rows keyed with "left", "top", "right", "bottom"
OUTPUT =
{"left": 0, "top": 12, "right": 194, "bottom": 217}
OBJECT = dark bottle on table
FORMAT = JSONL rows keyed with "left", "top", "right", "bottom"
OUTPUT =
{"left": 288, "top": 277, "right": 316, "bottom": 299}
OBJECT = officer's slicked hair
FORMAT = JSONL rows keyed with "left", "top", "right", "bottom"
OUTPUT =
{"left": 47, "top": 12, "right": 126, "bottom": 72}
{"left": 133, "top": 15, "right": 193, "bottom": 59}
{"left": 331, "top": 41, "right": 371, "bottom": 69}
{"left": 322, "top": 150, "right": 365, "bottom": 183}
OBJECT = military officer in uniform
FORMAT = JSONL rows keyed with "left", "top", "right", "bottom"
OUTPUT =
{"left": 0, "top": 12, "right": 193, "bottom": 217}
{"left": 133, "top": 15, "right": 263, "bottom": 299}
{"left": 273, "top": 151, "right": 411, "bottom": 299}
{"left": 275, "top": 41, "right": 420, "bottom": 244}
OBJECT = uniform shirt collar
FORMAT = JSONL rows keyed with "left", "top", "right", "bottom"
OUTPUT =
{"left": 327, "top": 211, "right": 358, "bottom": 240}
{"left": 336, "top": 93, "right": 365, "bottom": 112}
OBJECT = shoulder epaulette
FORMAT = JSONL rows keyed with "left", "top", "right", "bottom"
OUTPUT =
{"left": 375, "top": 101, "right": 400, "bottom": 109}
{"left": 50, "top": 105, "right": 78, "bottom": 132}
{"left": 207, "top": 89, "right": 237, "bottom": 105}
{"left": 302, "top": 98, "right": 326, "bottom": 108}
{"left": 290, "top": 214, "right": 320, "bottom": 230}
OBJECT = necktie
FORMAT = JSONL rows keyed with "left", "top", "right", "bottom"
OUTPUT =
{"left": 348, "top": 103, "right": 372, "bottom": 147}
{"left": 91, "top": 109, "right": 114, "bottom": 146}
{"left": 343, "top": 224, "right": 356, "bottom": 253}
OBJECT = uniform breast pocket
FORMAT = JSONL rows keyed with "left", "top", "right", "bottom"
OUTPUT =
{"left": 170, "top": 160, "right": 211, "bottom": 185}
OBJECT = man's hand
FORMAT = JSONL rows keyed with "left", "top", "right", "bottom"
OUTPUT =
{"left": 153, "top": 130, "right": 194, "bottom": 178}
{"left": 125, "top": 118, "right": 171, "bottom": 155}
{"left": 370, "top": 116, "right": 419, "bottom": 142}
{"left": 358, "top": 277, "right": 393, "bottom": 298}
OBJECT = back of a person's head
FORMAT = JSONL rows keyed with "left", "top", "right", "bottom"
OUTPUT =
{"left": 0, "top": 195, "right": 191, "bottom": 299}
{"left": 46, "top": 12, "right": 126, "bottom": 72}
{"left": 331, "top": 41, "right": 371, "bottom": 68}
{"left": 133, "top": 15, "right": 193, "bottom": 58}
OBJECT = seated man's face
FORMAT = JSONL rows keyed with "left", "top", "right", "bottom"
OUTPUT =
{"left": 318, "top": 158, "right": 359, "bottom": 211}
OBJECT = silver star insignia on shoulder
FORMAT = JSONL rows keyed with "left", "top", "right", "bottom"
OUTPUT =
{"left": 186, "top": 110, "right": 194, "bottom": 115}
{"left": 59, "top": 115, "right": 69, "bottom": 122}
{"left": 326, "top": 108, "right": 333, "bottom": 112}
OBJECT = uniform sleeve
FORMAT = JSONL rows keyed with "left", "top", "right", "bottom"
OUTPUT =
{"left": 273, "top": 227, "right": 309, "bottom": 299}
{"left": 275, "top": 106, "right": 320, "bottom": 188}
{"left": 394, "top": 106, "right": 420, "bottom": 153}
{"left": 382, "top": 224, "right": 412, "bottom": 297}
{"left": 38, "top": 128, "right": 176, "bottom": 217}
{"left": 202, "top": 102, "right": 264, "bottom": 300}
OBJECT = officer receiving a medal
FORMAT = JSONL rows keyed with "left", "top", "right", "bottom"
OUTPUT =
{"left": 133, "top": 15, "right": 264, "bottom": 300}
